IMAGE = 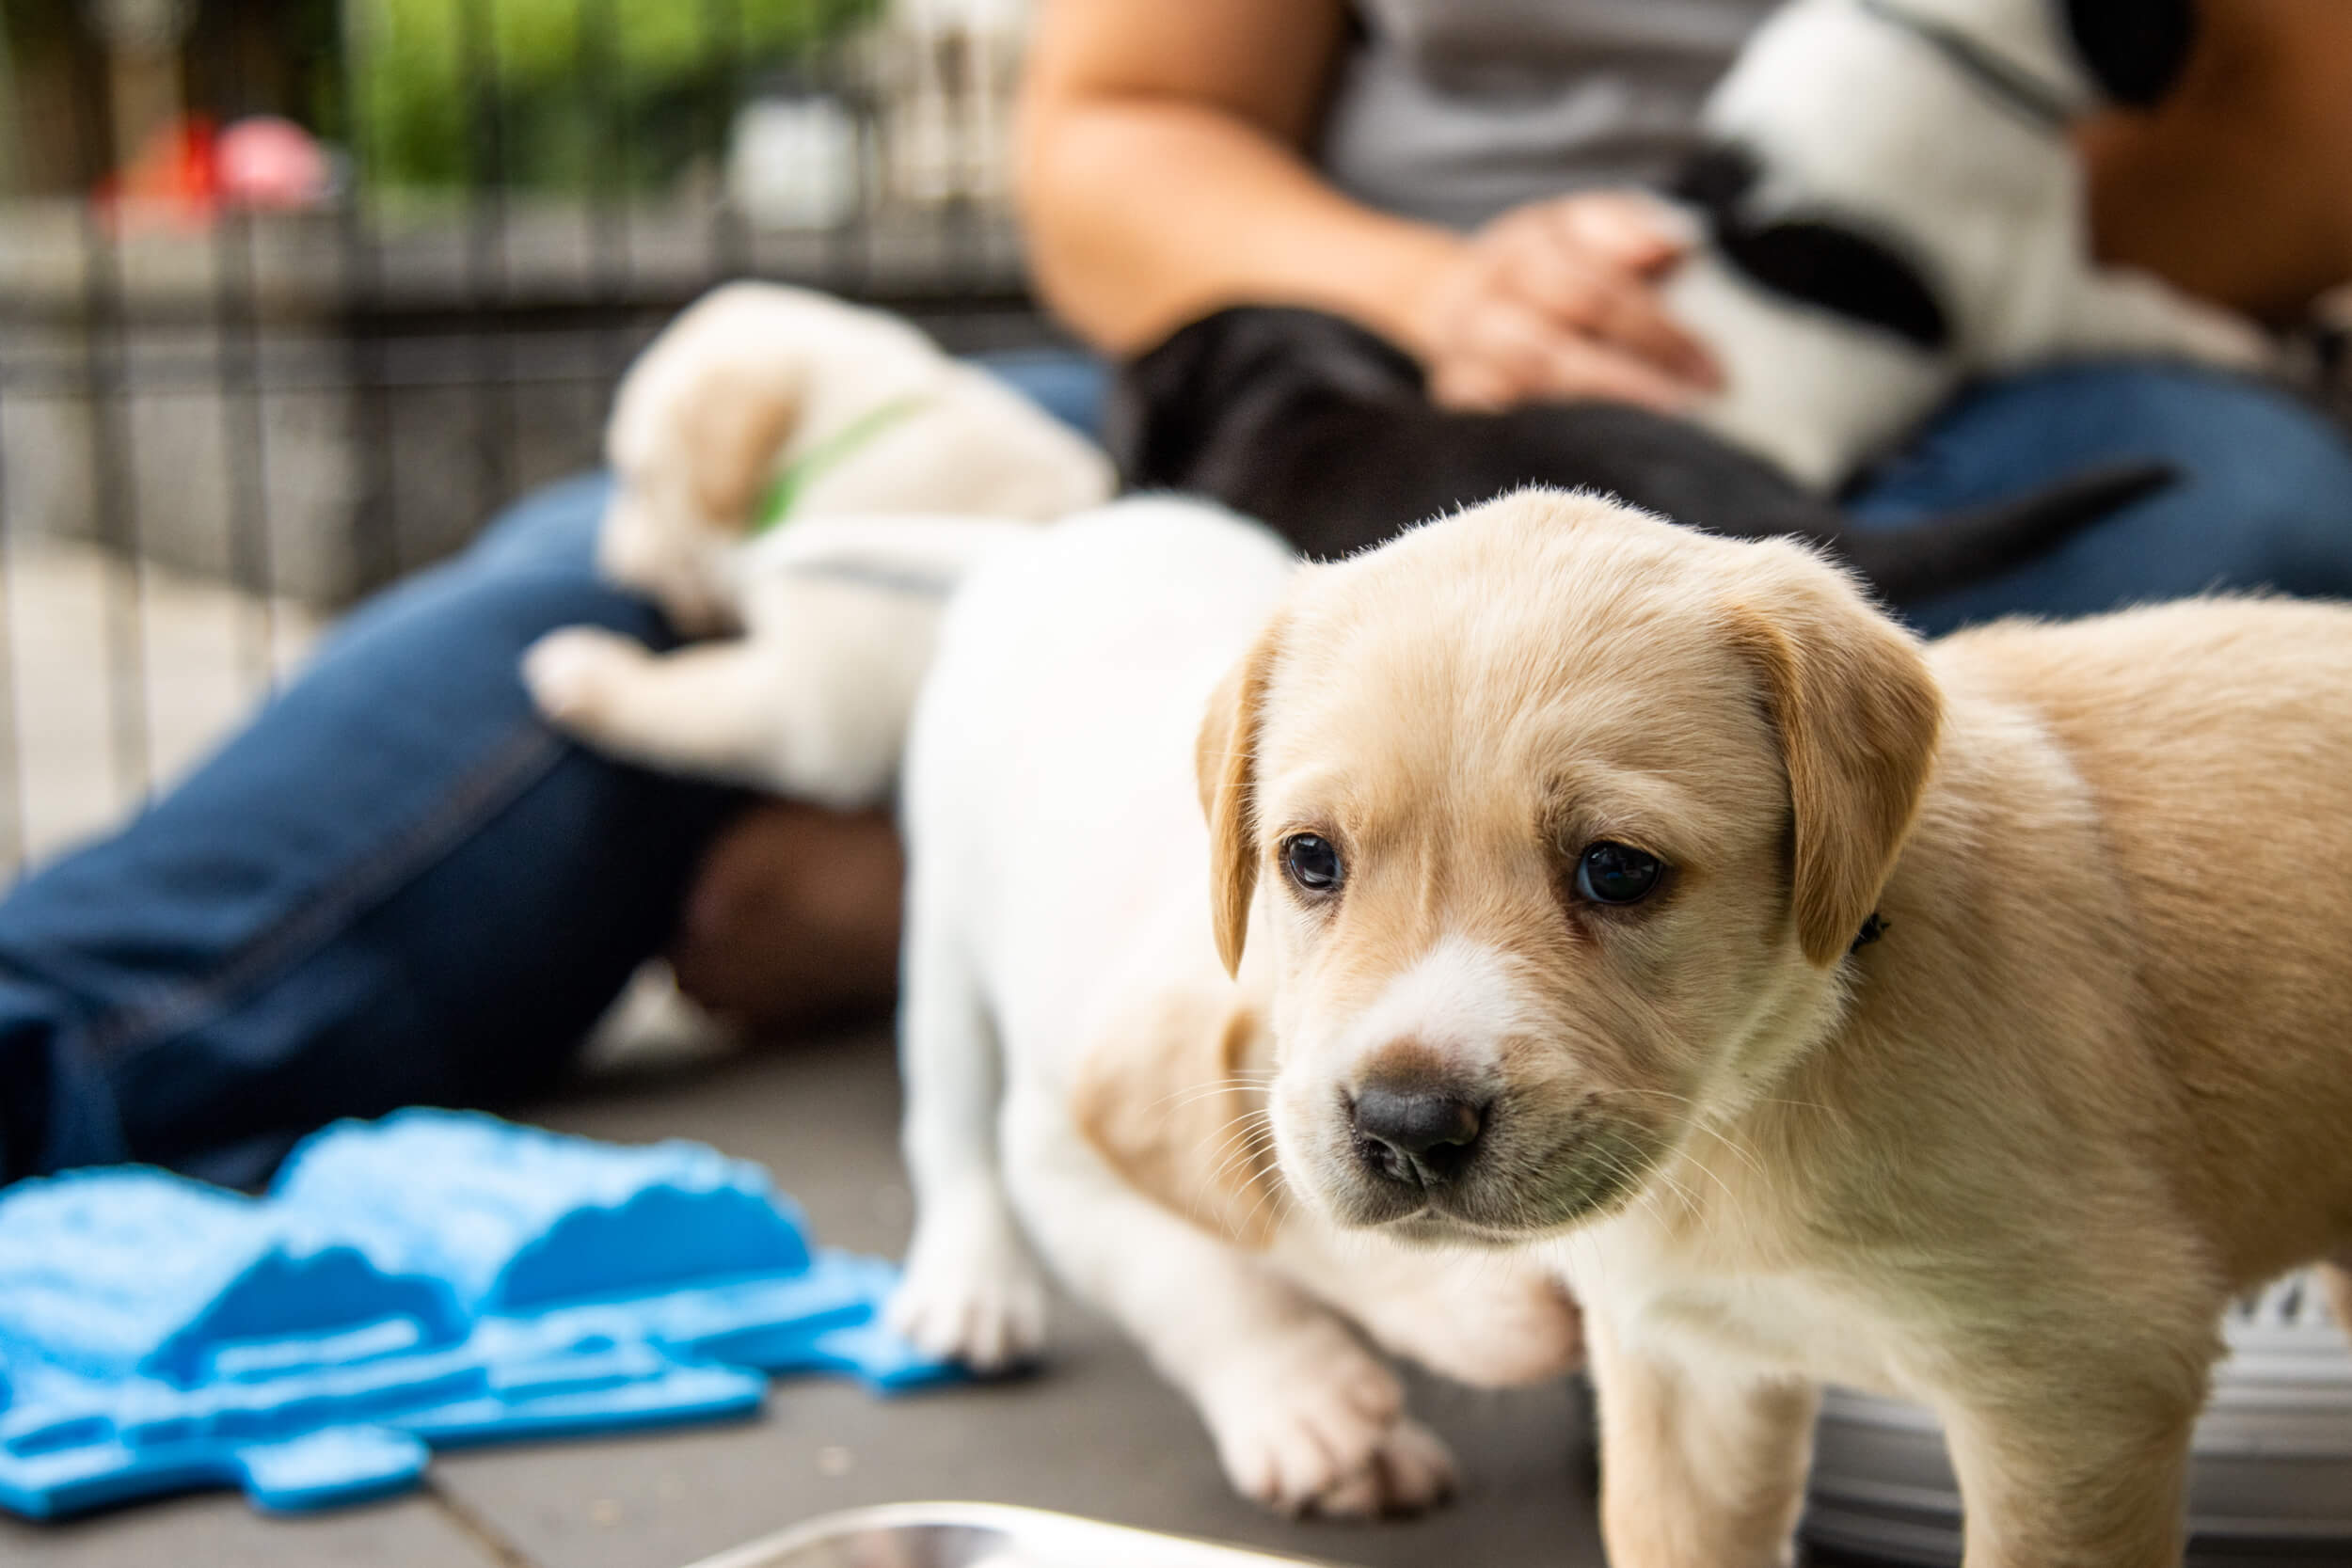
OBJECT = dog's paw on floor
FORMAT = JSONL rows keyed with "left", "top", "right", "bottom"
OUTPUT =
{"left": 886, "top": 1196, "right": 1050, "bottom": 1374}
{"left": 1200, "top": 1325, "right": 1457, "bottom": 1518}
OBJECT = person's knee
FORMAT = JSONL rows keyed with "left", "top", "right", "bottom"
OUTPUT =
{"left": 2156, "top": 376, "right": 2352, "bottom": 598}
{"left": 470, "top": 568, "right": 678, "bottom": 656}
{"left": 466, "top": 472, "right": 617, "bottom": 571}
{"left": 1990, "top": 365, "right": 2352, "bottom": 600}
{"left": 312, "top": 545, "right": 678, "bottom": 699}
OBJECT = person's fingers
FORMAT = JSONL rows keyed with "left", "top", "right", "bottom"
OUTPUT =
{"left": 1543, "top": 189, "right": 1698, "bottom": 275}
{"left": 1530, "top": 333, "right": 1709, "bottom": 411}
{"left": 1443, "top": 296, "right": 1574, "bottom": 407}
{"left": 1493, "top": 240, "right": 1722, "bottom": 391}
{"left": 1427, "top": 355, "right": 1518, "bottom": 413}
{"left": 1431, "top": 296, "right": 1702, "bottom": 413}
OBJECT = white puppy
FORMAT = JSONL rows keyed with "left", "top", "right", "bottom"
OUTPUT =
{"left": 1667, "top": 0, "right": 2271, "bottom": 489}
{"left": 889, "top": 499, "right": 1582, "bottom": 1515}
{"left": 524, "top": 282, "right": 1114, "bottom": 807}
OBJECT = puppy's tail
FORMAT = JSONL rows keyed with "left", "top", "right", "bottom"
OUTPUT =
{"left": 1836, "top": 461, "right": 2178, "bottom": 606}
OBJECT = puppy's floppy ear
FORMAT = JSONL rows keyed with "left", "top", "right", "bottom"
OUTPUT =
{"left": 1724, "top": 558, "right": 1943, "bottom": 967}
{"left": 1071, "top": 986, "right": 1282, "bottom": 1250}
{"left": 2063, "top": 0, "right": 2198, "bottom": 107}
{"left": 679, "top": 363, "right": 803, "bottom": 527}
{"left": 1196, "top": 615, "right": 1284, "bottom": 978}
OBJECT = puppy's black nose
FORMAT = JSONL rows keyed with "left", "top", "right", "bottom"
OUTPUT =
{"left": 1351, "top": 1085, "right": 1485, "bottom": 1185}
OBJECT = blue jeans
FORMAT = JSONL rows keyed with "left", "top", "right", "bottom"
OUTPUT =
{"left": 0, "top": 478, "right": 739, "bottom": 1187}
{"left": 1849, "top": 364, "right": 2352, "bottom": 635}
{"left": 3, "top": 359, "right": 2347, "bottom": 1185}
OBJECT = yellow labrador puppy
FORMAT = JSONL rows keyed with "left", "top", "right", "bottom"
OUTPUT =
{"left": 1199, "top": 487, "right": 2352, "bottom": 1566}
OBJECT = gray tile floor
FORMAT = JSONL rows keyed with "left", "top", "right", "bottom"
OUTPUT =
{"left": 1, "top": 1028, "right": 1608, "bottom": 1568}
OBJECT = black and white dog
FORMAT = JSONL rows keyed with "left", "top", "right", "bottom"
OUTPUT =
{"left": 1669, "top": 0, "right": 2268, "bottom": 487}
{"left": 1112, "top": 307, "right": 2169, "bottom": 609}
{"left": 1116, "top": 0, "right": 2261, "bottom": 599}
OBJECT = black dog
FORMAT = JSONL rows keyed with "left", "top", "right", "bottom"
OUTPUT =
{"left": 1106, "top": 305, "right": 2172, "bottom": 608}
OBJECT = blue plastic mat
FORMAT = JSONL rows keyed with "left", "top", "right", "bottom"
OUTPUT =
{"left": 0, "top": 1110, "right": 958, "bottom": 1519}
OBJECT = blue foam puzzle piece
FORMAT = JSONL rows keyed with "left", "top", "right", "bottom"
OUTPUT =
{"left": 0, "top": 1110, "right": 959, "bottom": 1520}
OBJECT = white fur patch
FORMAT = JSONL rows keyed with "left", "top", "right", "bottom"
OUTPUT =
{"left": 1332, "top": 935, "right": 1542, "bottom": 1081}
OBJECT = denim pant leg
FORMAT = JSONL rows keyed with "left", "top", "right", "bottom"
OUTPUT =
{"left": 967, "top": 349, "right": 1109, "bottom": 438}
{"left": 0, "top": 474, "right": 739, "bottom": 1186}
{"left": 1848, "top": 363, "right": 2352, "bottom": 636}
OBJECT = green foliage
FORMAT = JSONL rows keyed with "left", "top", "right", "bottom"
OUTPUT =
{"left": 350, "top": 0, "right": 879, "bottom": 190}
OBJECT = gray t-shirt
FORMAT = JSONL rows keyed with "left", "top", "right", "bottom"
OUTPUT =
{"left": 1317, "top": 0, "right": 1779, "bottom": 231}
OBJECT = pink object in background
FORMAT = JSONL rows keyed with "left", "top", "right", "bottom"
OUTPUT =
{"left": 98, "top": 113, "right": 332, "bottom": 230}
{"left": 216, "top": 115, "right": 332, "bottom": 211}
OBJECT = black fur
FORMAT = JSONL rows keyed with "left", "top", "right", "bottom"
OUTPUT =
{"left": 1107, "top": 306, "right": 2174, "bottom": 609}
{"left": 1674, "top": 145, "right": 1951, "bottom": 351}
{"left": 2063, "top": 0, "right": 2199, "bottom": 107}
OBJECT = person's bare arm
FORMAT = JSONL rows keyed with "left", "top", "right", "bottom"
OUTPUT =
{"left": 2080, "top": 0, "right": 2352, "bottom": 324}
{"left": 1017, "top": 0, "right": 1718, "bottom": 407}
{"left": 1017, "top": 0, "right": 1445, "bottom": 355}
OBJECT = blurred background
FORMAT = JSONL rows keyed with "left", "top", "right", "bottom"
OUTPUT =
{"left": 0, "top": 0, "right": 1050, "bottom": 869}
{"left": 5, "top": 0, "right": 2352, "bottom": 885}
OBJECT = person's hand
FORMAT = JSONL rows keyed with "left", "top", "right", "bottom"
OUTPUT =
{"left": 1406, "top": 190, "right": 1724, "bottom": 414}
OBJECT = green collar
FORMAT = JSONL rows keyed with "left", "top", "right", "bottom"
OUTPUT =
{"left": 751, "top": 391, "right": 931, "bottom": 534}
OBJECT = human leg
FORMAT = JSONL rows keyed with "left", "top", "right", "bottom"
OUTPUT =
{"left": 0, "top": 476, "right": 739, "bottom": 1185}
{"left": 966, "top": 348, "right": 1109, "bottom": 438}
{"left": 1848, "top": 363, "right": 2352, "bottom": 635}
{"left": 651, "top": 351, "right": 1103, "bottom": 1028}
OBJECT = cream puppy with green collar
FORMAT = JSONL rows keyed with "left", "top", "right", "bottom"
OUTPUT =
{"left": 1666, "top": 0, "right": 2271, "bottom": 491}
{"left": 523, "top": 281, "right": 1112, "bottom": 807}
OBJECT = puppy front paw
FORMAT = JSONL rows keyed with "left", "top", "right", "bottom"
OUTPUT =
{"left": 1324, "top": 1417, "right": 1457, "bottom": 1518}
{"left": 886, "top": 1200, "right": 1049, "bottom": 1374}
{"left": 521, "top": 626, "right": 648, "bottom": 727}
{"left": 1200, "top": 1326, "right": 1456, "bottom": 1517}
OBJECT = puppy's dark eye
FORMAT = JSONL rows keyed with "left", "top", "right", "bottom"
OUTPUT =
{"left": 1574, "top": 842, "right": 1662, "bottom": 906}
{"left": 1281, "top": 833, "right": 1343, "bottom": 895}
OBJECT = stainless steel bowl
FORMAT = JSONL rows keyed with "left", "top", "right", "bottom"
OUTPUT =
{"left": 681, "top": 1502, "right": 1356, "bottom": 1568}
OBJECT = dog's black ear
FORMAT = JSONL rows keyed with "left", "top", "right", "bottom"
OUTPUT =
{"left": 2063, "top": 0, "right": 2199, "bottom": 107}
{"left": 1670, "top": 142, "right": 1763, "bottom": 214}
{"left": 1721, "top": 219, "right": 1950, "bottom": 352}
{"left": 1105, "top": 313, "right": 1229, "bottom": 491}
{"left": 1674, "top": 142, "right": 1949, "bottom": 352}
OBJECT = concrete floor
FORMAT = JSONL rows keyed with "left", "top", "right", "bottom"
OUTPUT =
{"left": 0, "top": 1027, "right": 1609, "bottom": 1568}
{"left": 0, "top": 542, "right": 1602, "bottom": 1567}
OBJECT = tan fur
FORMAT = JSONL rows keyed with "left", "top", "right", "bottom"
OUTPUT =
{"left": 1069, "top": 987, "right": 1283, "bottom": 1251}
{"left": 523, "top": 280, "right": 1114, "bottom": 804}
{"left": 678, "top": 361, "right": 803, "bottom": 525}
{"left": 2328, "top": 1261, "right": 2352, "bottom": 1340}
{"left": 891, "top": 499, "right": 1581, "bottom": 1516}
{"left": 1218, "top": 487, "right": 2352, "bottom": 1568}
{"left": 1719, "top": 594, "right": 1942, "bottom": 966}
{"left": 1201, "top": 617, "right": 1283, "bottom": 978}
